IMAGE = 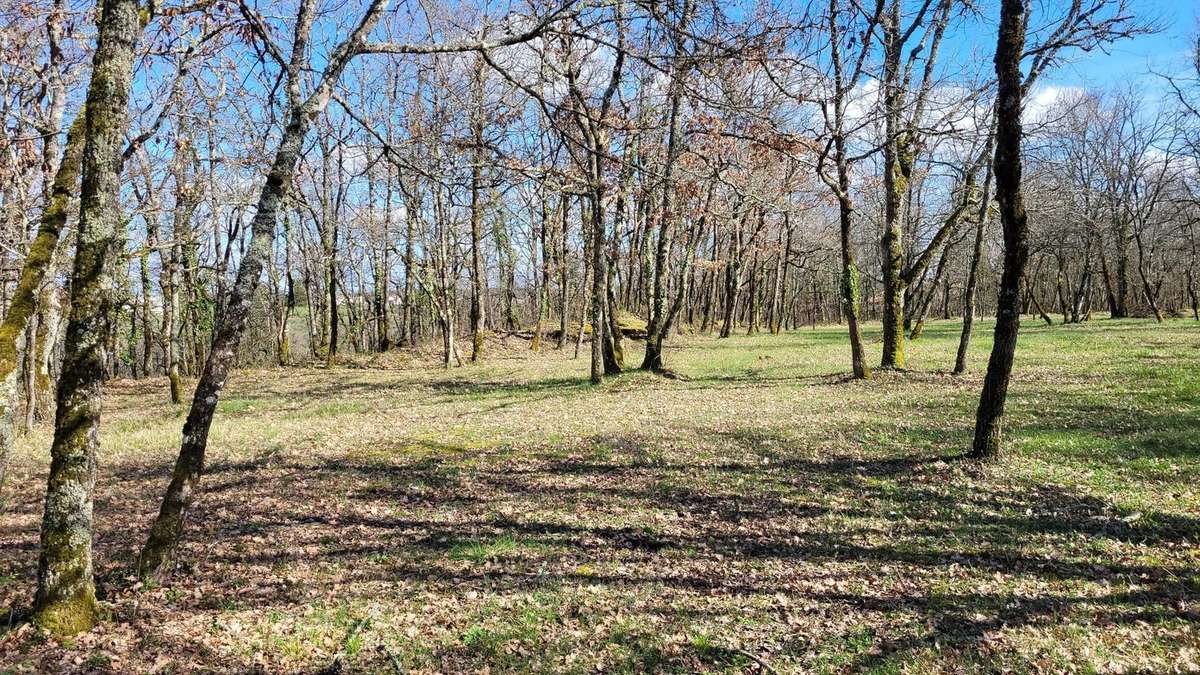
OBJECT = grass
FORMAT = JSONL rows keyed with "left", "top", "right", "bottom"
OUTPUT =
{"left": 0, "top": 316, "right": 1198, "bottom": 672}
{"left": 449, "top": 535, "right": 533, "bottom": 562}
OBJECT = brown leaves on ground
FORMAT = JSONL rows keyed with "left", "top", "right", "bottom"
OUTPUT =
{"left": 1, "top": 320, "right": 1198, "bottom": 672}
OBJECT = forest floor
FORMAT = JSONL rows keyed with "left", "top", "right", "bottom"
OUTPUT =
{"left": 1, "top": 317, "right": 1198, "bottom": 673}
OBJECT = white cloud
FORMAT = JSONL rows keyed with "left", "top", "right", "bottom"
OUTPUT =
{"left": 1024, "top": 85, "right": 1086, "bottom": 123}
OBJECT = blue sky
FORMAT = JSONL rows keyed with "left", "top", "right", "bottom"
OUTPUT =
{"left": 1046, "top": 2, "right": 1194, "bottom": 91}
{"left": 932, "top": 1, "right": 1194, "bottom": 94}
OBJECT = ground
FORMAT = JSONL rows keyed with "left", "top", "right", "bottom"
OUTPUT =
{"left": 1, "top": 318, "right": 1198, "bottom": 673}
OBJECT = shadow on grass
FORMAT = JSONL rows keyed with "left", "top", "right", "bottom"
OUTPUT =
{"left": 4, "top": 325, "right": 1199, "bottom": 670}
{"left": 69, "top": 421, "right": 1191, "bottom": 668}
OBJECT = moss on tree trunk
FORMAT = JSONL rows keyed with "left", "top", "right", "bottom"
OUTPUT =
{"left": 0, "top": 113, "right": 84, "bottom": 494}
{"left": 36, "top": 0, "right": 143, "bottom": 634}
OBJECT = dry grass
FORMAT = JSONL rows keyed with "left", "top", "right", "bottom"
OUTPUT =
{"left": 1, "top": 317, "right": 1198, "bottom": 673}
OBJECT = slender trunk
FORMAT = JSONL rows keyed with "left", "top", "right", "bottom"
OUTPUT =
{"left": 373, "top": 173, "right": 390, "bottom": 351}
{"left": 22, "top": 315, "right": 38, "bottom": 433}
{"left": 828, "top": 133, "right": 869, "bottom": 377}
{"left": 166, "top": 235, "right": 184, "bottom": 402}
{"left": 641, "top": 4, "right": 690, "bottom": 371}
{"left": 1187, "top": 267, "right": 1198, "bottom": 321}
{"left": 954, "top": 137, "right": 994, "bottom": 376}
{"left": 140, "top": 202, "right": 162, "bottom": 378}
{"left": 879, "top": 4, "right": 908, "bottom": 370}
{"left": 1134, "top": 233, "right": 1164, "bottom": 322}
{"left": 719, "top": 213, "right": 743, "bottom": 339}
{"left": 971, "top": 0, "right": 1028, "bottom": 459}
{"left": 909, "top": 238, "right": 954, "bottom": 340}
{"left": 557, "top": 193, "right": 570, "bottom": 349}
{"left": 746, "top": 246, "right": 759, "bottom": 336}
{"left": 0, "top": 113, "right": 84, "bottom": 494}
{"left": 138, "top": 97, "right": 318, "bottom": 577}
{"left": 402, "top": 186, "right": 417, "bottom": 346}
{"left": 769, "top": 215, "right": 786, "bottom": 334}
{"left": 604, "top": 256, "right": 623, "bottom": 374}
{"left": 493, "top": 203, "right": 518, "bottom": 331}
{"left": 34, "top": 284, "right": 62, "bottom": 422}
{"left": 468, "top": 57, "right": 486, "bottom": 361}
{"left": 1098, "top": 238, "right": 1119, "bottom": 317}
{"left": 589, "top": 191, "right": 606, "bottom": 384}
{"left": 326, "top": 223, "right": 339, "bottom": 364}
{"left": 1028, "top": 277, "right": 1053, "bottom": 326}
{"left": 532, "top": 195, "right": 550, "bottom": 351}
{"left": 1114, "top": 219, "right": 1130, "bottom": 318}
{"left": 165, "top": 143, "right": 198, "bottom": 401}
{"left": 1054, "top": 257, "right": 1070, "bottom": 323}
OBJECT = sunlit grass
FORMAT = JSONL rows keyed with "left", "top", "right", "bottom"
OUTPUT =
{"left": 1, "top": 316, "right": 1197, "bottom": 672}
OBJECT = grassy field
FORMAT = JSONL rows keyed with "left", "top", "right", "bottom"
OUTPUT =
{"left": 1, "top": 317, "right": 1197, "bottom": 673}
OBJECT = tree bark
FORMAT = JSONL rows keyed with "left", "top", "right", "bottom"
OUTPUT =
{"left": 468, "top": 54, "right": 487, "bottom": 361}
{"left": 0, "top": 112, "right": 83, "bottom": 494}
{"left": 971, "top": 0, "right": 1029, "bottom": 460}
{"left": 589, "top": 192, "right": 606, "bottom": 384}
{"left": 35, "top": 0, "right": 142, "bottom": 634}
{"left": 641, "top": 0, "right": 690, "bottom": 371}
{"left": 137, "top": 0, "right": 394, "bottom": 574}
{"left": 557, "top": 193, "right": 570, "bottom": 349}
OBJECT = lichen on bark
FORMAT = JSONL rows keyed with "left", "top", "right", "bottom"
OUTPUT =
{"left": 0, "top": 109, "right": 85, "bottom": 494}
{"left": 35, "top": 0, "right": 142, "bottom": 635}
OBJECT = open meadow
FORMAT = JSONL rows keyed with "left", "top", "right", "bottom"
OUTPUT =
{"left": 1, "top": 318, "right": 1197, "bottom": 672}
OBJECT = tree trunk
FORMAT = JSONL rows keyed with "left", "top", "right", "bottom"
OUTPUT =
{"left": 1113, "top": 218, "right": 1130, "bottom": 318}
{"left": 402, "top": 184, "right": 417, "bottom": 347}
{"left": 879, "top": 3, "right": 909, "bottom": 370}
{"left": 0, "top": 112, "right": 83, "bottom": 494}
{"left": 23, "top": 315, "right": 38, "bottom": 434}
{"left": 468, "top": 55, "right": 487, "bottom": 361}
{"left": 138, "top": 77, "right": 328, "bottom": 576}
{"left": 909, "top": 238, "right": 955, "bottom": 340}
{"left": 641, "top": 6, "right": 689, "bottom": 371}
{"left": 719, "top": 214, "right": 743, "bottom": 339}
{"left": 589, "top": 191, "right": 606, "bottom": 384}
{"left": 1187, "top": 267, "right": 1198, "bottom": 321}
{"left": 836, "top": 180, "right": 868, "bottom": 378}
{"left": 971, "top": 0, "right": 1029, "bottom": 460}
{"left": 36, "top": 0, "right": 142, "bottom": 634}
{"left": 768, "top": 215, "right": 786, "bottom": 334}
{"left": 954, "top": 137, "right": 994, "bottom": 376}
{"left": 34, "top": 283, "right": 63, "bottom": 422}
{"left": 373, "top": 171, "right": 390, "bottom": 352}
{"left": 531, "top": 195, "right": 550, "bottom": 352}
{"left": 557, "top": 194, "right": 570, "bottom": 349}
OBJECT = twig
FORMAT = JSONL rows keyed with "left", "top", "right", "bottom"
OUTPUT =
{"left": 734, "top": 647, "right": 778, "bottom": 675}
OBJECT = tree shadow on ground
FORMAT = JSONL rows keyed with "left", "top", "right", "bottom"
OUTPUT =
{"left": 3, "top": 354, "right": 1198, "bottom": 671}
